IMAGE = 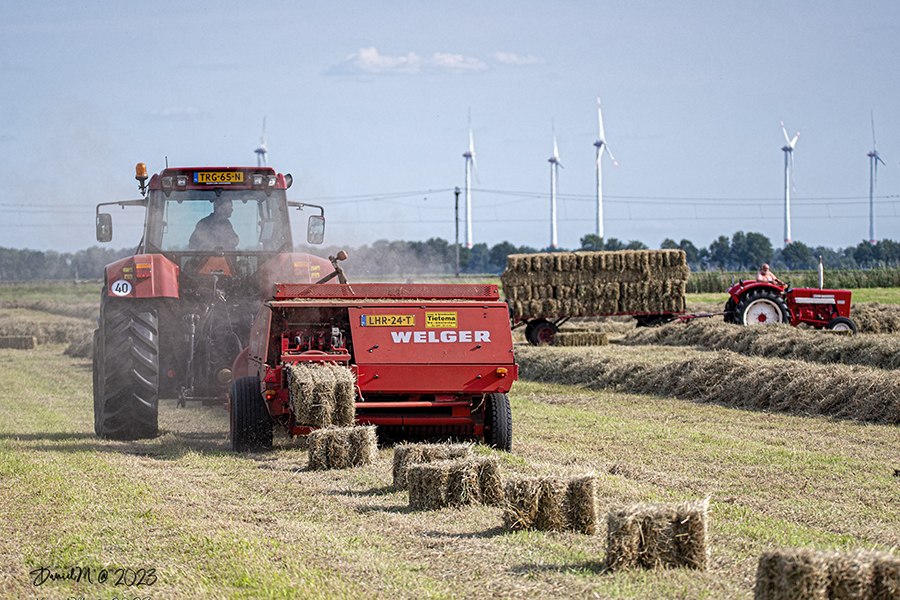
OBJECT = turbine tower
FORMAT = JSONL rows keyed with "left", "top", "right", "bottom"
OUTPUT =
{"left": 867, "top": 111, "right": 886, "bottom": 245}
{"left": 593, "top": 95, "right": 618, "bottom": 239}
{"left": 548, "top": 121, "right": 563, "bottom": 249}
{"left": 254, "top": 117, "right": 268, "bottom": 167}
{"left": 780, "top": 120, "right": 800, "bottom": 247}
{"left": 462, "top": 111, "right": 477, "bottom": 248}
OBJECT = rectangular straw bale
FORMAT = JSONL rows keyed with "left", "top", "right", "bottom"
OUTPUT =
{"left": 392, "top": 443, "right": 472, "bottom": 490}
{"left": 474, "top": 457, "right": 504, "bottom": 506}
{"left": 753, "top": 549, "right": 830, "bottom": 600}
{"left": 446, "top": 460, "right": 481, "bottom": 507}
{"left": 407, "top": 462, "right": 452, "bottom": 510}
{"left": 566, "top": 475, "right": 599, "bottom": 535}
{"left": 606, "top": 501, "right": 708, "bottom": 571}
{"left": 306, "top": 426, "right": 357, "bottom": 470}
{"left": 534, "top": 477, "right": 569, "bottom": 531}
{"left": 637, "top": 504, "right": 677, "bottom": 569}
{"left": 348, "top": 425, "right": 378, "bottom": 467}
{"left": 553, "top": 332, "right": 609, "bottom": 347}
{"left": 827, "top": 550, "right": 875, "bottom": 600}
{"left": 0, "top": 336, "right": 36, "bottom": 349}
{"left": 874, "top": 553, "right": 900, "bottom": 600}
{"left": 329, "top": 364, "right": 357, "bottom": 426}
{"left": 503, "top": 477, "right": 542, "bottom": 531}
{"left": 606, "top": 505, "right": 644, "bottom": 570}
{"left": 671, "top": 499, "right": 709, "bottom": 570}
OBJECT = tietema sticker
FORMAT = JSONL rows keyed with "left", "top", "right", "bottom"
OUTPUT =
{"left": 110, "top": 280, "right": 132, "bottom": 297}
{"left": 425, "top": 312, "right": 457, "bottom": 328}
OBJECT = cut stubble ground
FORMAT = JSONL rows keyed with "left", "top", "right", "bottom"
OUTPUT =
{"left": 1, "top": 343, "right": 899, "bottom": 599}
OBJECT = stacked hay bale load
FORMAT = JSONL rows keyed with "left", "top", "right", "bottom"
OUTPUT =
{"left": 501, "top": 250, "right": 689, "bottom": 319}
{"left": 285, "top": 362, "right": 356, "bottom": 427}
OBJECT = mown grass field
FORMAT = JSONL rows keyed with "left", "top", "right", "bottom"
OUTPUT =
{"left": 1, "top": 284, "right": 899, "bottom": 599}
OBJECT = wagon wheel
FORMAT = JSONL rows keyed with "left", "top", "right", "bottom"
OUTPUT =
{"left": 527, "top": 320, "right": 558, "bottom": 345}
{"left": 734, "top": 289, "right": 789, "bottom": 326}
{"left": 826, "top": 316, "right": 857, "bottom": 335}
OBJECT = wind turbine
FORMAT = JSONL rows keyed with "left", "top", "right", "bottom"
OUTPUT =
{"left": 780, "top": 120, "right": 800, "bottom": 247}
{"left": 462, "top": 110, "right": 478, "bottom": 248}
{"left": 593, "top": 95, "right": 618, "bottom": 239}
{"left": 867, "top": 111, "right": 886, "bottom": 245}
{"left": 548, "top": 121, "right": 563, "bottom": 249}
{"left": 254, "top": 117, "right": 268, "bottom": 167}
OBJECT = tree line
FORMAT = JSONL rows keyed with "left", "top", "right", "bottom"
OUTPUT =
{"left": 1, "top": 233, "right": 897, "bottom": 281}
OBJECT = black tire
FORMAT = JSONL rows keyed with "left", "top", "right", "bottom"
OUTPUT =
{"left": 231, "top": 376, "right": 273, "bottom": 452}
{"left": 92, "top": 328, "right": 102, "bottom": 435}
{"left": 95, "top": 300, "right": 160, "bottom": 440}
{"left": 524, "top": 322, "right": 535, "bottom": 342}
{"left": 527, "top": 320, "right": 557, "bottom": 345}
{"left": 734, "top": 289, "right": 789, "bottom": 326}
{"left": 826, "top": 316, "right": 858, "bottom": 335}
{"left": 723, "top": 298, "right": 736, "bottom": 323}
{"left": 484, "top": 393, "right": 512, "bottom": 451}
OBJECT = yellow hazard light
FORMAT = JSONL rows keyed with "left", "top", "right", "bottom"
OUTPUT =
{"left": 495, "top": 368, "right": 508, "bottom": 378}
{"left": 135, "top": 163, "right": 148, "bottom": 181}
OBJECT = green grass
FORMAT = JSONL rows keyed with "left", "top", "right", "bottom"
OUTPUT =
{"left": 0, "top": 281, "right": 102, "bottom": 303}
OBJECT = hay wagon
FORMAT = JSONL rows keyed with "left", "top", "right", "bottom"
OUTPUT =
{"left": 501, "top": 250, "right": 691, "bottom": 345}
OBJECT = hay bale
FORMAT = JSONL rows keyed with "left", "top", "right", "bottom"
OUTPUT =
{"left": 306, "top": 425, "right": 377, "bottom": 471}
{"left": 474, "top": 457, "right": 504, "bottom": 506}
{"left": 605, "top": 500, "right": 708, "bottom": 571}
{"left": 446, "top": 460, "right": 481, "bottom": 507}
{"left": 391, "top": 443, "right": 472, "bottom": 490}
{"left": 827, "top": 550, "right": 875, "bottom": 600}
{"left": 286, "top": 363, "right": 356, "bottom": 427}
{"left": 503, "top": 477, "right": 542, "bottom": 531}
{"left": 407, "top": 462, "right": 451, "bottom": 510}
{"left": 874, "top": 553, "right": 900, "bottom": 600}
{"left": 534, "top": 477, "right": 569, "bottom": 531}
{"left": 753, "top": 549, "right": 831, "bottom": 600}
{"left": 0, "top": 336, "right": 36, "bottom": 350}
{"left": 567, "top": 475, "right": 599, "bottom": 535}
{"left": 553, "top": 331, "right": 609, "bottom": 347}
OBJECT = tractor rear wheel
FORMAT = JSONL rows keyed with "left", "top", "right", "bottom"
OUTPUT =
{"left": 734, "top": 289, "right": 789, "bottom": 326}
{"left": 826, "top": 316, "right": 858, "bottom": 334}
{"left": 723, "top": 298, "right": 736, "bottom": 323}
{"left": 95, "top": 300, "right": 160, "bottom": 440}
{"left": 231, "top": 376, "right": 273, "bottom": 452}
{"left": 484, "top": 393, "right": 512, "bottom": 451}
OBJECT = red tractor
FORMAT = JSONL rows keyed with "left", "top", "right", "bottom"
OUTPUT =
{"left": 93, "top": 164, "right": 331, "bottom": 440}
{"left": 724, "top": 279, "right": 857, "bottom": 333}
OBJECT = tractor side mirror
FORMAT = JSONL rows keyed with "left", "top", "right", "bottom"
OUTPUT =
{"left": 307, "top": 215, "right": 325, "bottom": 245}
{"left": 96, "top": 213, "right": 113, "bottom": 243}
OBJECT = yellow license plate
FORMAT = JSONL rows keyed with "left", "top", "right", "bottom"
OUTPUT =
{"left": 426, "top": 312, "right": 457, "bottom": 328}
{"left": 194, "top": 171, "right": 244, "bottom": 184}
{"left": 361, "top": 314, "right": 415, "bottom": 327}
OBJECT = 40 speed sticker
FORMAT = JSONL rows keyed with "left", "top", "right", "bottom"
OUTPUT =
{"left": 110, "top": 280, "right": 132, "bottom": 296}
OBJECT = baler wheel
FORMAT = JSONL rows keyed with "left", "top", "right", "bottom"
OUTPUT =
{"left": 485, "top": 393, "right": 512, "bottom": 451}
{"left": 826, "top": 316, "right": 857, "bottom": 335}
{"left": 95, "top": 300, "right": 160, "bottom": 440}
{"left": 231, "top": 376, "right": 273, "bottom": 452}
{"left": 734, "top": 289, "right": 789, "bottom": 326}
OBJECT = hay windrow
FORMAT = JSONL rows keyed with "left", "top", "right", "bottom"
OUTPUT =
{"left": 623, "top": 318, "right": 900, "bottom": 371}
{"left": 850, "top": 302, "right": 900, "bottom": 334}
{"left": 515, "top": 346, "right": 900, "bottom": 425}
{"left": 501, "top": 250, "right": 688, "bottom": 318}
{"left": 753, "top": 548, "right": 900, "bottom": 600}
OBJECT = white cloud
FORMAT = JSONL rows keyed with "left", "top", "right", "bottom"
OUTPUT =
{"left": 493, "top": 52, "right": 546, "bottom": 66}
{"left": 148, "top": 107, "right": 201, "bottom": 120}
{"left": 329, "top": 47, "right": 487, "bottom": 75}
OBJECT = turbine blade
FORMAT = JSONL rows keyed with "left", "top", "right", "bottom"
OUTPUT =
{"left": 781, "top": 120, "right": 791, "bottom": 145}
{"left": 597, "top": 96, "right": 606, "bottom": 141}
{"left": 871, "top": 110, "right": 877, "bottom": 149}
{"left": 790, "top": 131, "right": 800, "bottom": 148}
{"left": 604, "top": 144, "right": 618, "bottom": 167}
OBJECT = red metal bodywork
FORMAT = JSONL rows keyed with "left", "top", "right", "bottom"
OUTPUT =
{"left": 726, "top": 280, "right": 852, "bottom": 327}
{"left": 104, "top": 254, "right": 180, "bottom": 298}
{"left": 246, "top": 284, "right": 518, "bottom": 437}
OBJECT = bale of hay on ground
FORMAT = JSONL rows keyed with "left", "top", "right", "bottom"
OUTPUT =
{"left": 553, "top": 331, "right": 609, "bottom": 347}
{"left": 306, "top": 425, "right": 377, "bottom": 471}
{"left": 407, "top": 461, "right": 452, "bottom": 510}
{"left": 0, "top": 336, "right": 37, "bottom": 350}
{"left": 503, "top": 477, "right": 542, "bottom": 531}
{"left": 391, "top": 443, "right": 472, "bottom": 490}
{"left": 605, "top": 499, "right": 708, "bottom": 571}
{"left": 446, "top": 460, "right": 481, "bottom": 507}
{"left": 567, "top": 475, "right": 599, "bottom": 535}
{"left": 474, "top": 456, "right": 504, "bottom": 506}
{"left": 503, "top": 474, "right": 600, "bottom": 534}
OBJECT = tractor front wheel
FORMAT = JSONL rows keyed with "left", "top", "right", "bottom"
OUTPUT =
{"left": 231, "top": 376, "right": 273, "bottom": 452}
{"left": 734, "top": 289, "right": 789, "bottom": 326}
{"left": 826, "top": 316, "right": 858, "bottom": 334}
{"left": 95, "top": 300, "right": 160, "bottom": 440}
{"left": 484, "top": 393, "right": 512, "bottom": 451}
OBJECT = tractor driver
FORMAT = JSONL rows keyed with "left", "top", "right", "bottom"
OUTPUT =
{"left": 756, "top": 264, "right": 783, "bottom": 285}
{"left": 189, "top": 198, "right": 240, "bottom": 251}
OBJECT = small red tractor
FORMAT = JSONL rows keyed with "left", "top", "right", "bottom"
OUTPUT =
{"left": 93, "top": 164, "right": 517, "bottom": 450}
{"left": 723, "top": 280, "right": 857, "bottom": 333}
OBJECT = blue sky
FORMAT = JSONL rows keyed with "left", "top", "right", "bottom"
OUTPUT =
{"left": 1, "top": 0, "right": 898, "bottom": 254}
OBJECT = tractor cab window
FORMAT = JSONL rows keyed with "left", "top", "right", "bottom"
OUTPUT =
{"left": 147, "top": 190, "right": 290, "bottom": 253}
